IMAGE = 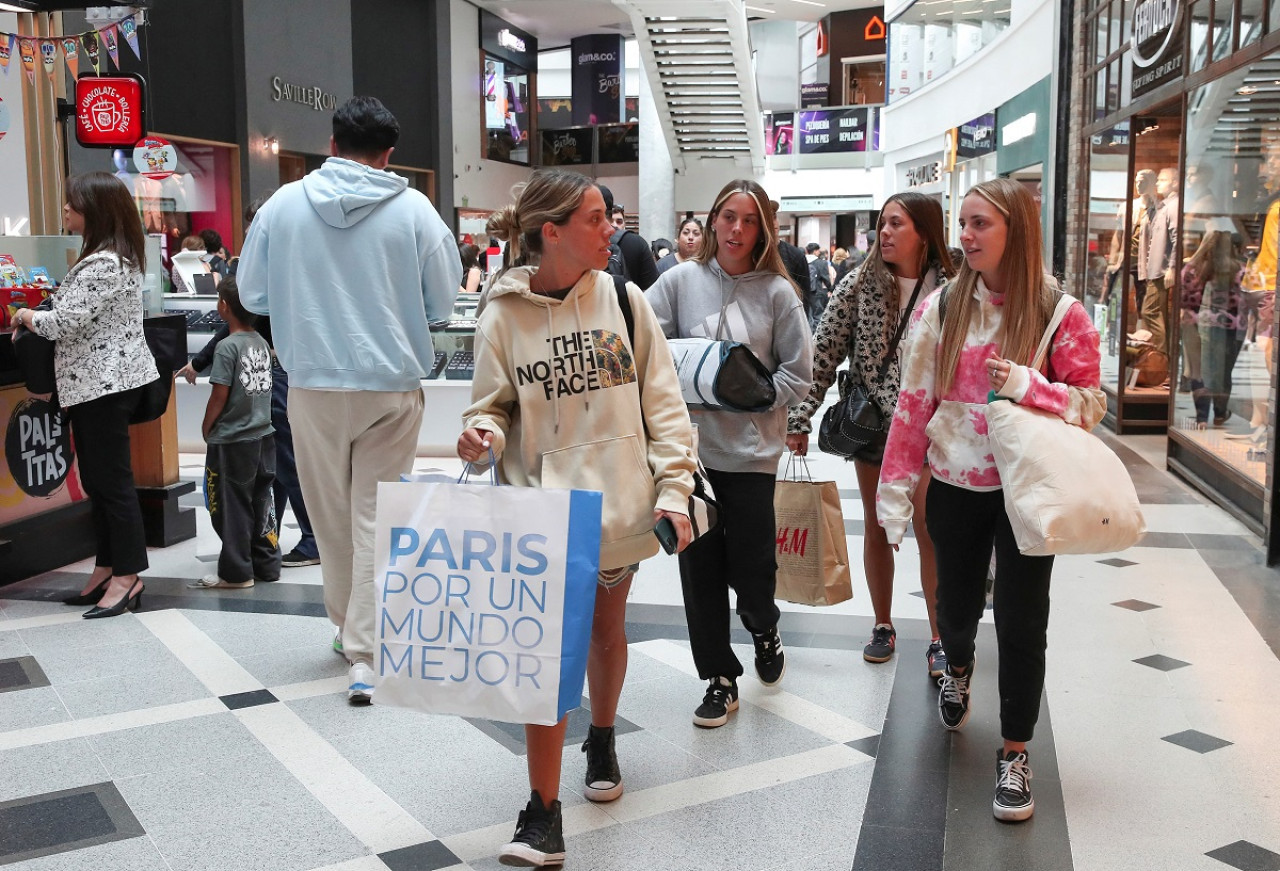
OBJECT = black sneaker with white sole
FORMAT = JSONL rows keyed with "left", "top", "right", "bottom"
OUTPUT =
{"left": 581, "top": 724, "right": 623, "bottom": 802}
{"left": 692, "top": 676, "right": 739, "bottom": 728}
{"left": 926, "top": 640, "right": 948, "bottom": 679}
{"left": 863, "top": 623, "right": 896, "bottom": 662}
{"left": 499, "top": 791, "right": 565, "bottom": 867}
{"left": 752, "top": 628, "right": 786, "bottom": 686}
{"left": 993, "top": 749, "right": 1035, "bottom": 822}
{"left": 281, "top": 548, "right": 321, "bottom": 568}
{"left": 938, "top": 658, "right": 973, "bottom": 731}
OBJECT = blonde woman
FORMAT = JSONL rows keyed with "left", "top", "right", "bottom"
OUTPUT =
{"left": 646, "top": 179, "right": 813, "bottom": 728}
{"left": 788, "top": 193, "right": 955, "bottom": 674}
{"left": 458, "top": 169, "right": 695, "bottom": 867}
{"left": 877, "top": 178, "right": 1104, "bottom": 822}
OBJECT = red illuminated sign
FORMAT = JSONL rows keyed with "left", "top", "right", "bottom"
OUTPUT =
{"left": 74, "top": 75, "right": 146, "bottom": 148}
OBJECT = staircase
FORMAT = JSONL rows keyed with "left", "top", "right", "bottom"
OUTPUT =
{"left": 614, "top": 0, "right": 766, "bottom": 175}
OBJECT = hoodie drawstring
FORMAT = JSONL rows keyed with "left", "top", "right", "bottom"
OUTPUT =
{"left": 573, "top": 290, "right": 588, "bottom": 414}
{"left": 545, "top": 302, "right": 560, "bottom": 434}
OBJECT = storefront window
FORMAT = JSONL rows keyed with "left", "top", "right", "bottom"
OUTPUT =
{"left": 1241, "top": 0, "right": 1265, "bottom": 47}
{"left": 887, "top": 6, "right": 1009, "bottom": 102}
{"left": 1089, "top": 127, "right": 1129, "bottom": 392}
{"left": 1213, "top": 0, "right": 1237, "bottom": 62}
{"left": 1178, "top": 55, "right": 1278, "bottom": 483}
{"left": 1190, "top": 0, "right": 1211, "bottom": 73}
{"left": 483, "top": 55, "right": 531, "bottom": 165}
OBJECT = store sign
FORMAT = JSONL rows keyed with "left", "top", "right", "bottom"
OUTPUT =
{"left": 996, "top": 76, "right": 1050, "bottom": 175}
{"left": 541, "top": 127, "right": 592, "bottom": 166}
{"left": 956, "top": 113, "right": 996, "bottom": 159}
{"left": 598, "top": 123, "right": 639, "bottom": 163}
{"left": 1130, "top": 0, "right": 1183, "bottom": 98}
{"left": 481, "top": 10, "right": 537, "bottom": 68}
{"left": 1001, "top": 113, "right": 1036, "bottom": 147}
{"left": 904, "top": 160, "right": 941, "bottom": 187}
{"left": 800, "top": 82, "right": 829, "bottom": 108}
{"left": 780, "top": 195, "right": 876, "bottom": 211}
{"left": 74, "top": 75, "right": 146, "bottom": 148}
{"left": 5, "top": 397, "right": 74, "bottom": 499}
{"left": 271, "top": 76, "right": 338, "bottom": 112}
{"left": 798, "top": 107, "right": 872, "bottom": 154}
{"left": 499, "top": 29, "right": 527, "bottom": 54}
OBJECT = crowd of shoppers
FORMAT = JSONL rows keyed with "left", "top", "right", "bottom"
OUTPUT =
{"left": 24, "top": 94, "right": 1110, "bottom": 868}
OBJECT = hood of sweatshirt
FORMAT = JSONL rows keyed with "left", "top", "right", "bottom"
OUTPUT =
{"left": 303, "top": 157, "right": 408, "bottom": 229}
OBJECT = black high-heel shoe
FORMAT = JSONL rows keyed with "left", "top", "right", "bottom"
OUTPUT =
{"left": 63, "top": 577, "right": 111, "bottom": 606}
{"left": 83, "top": 582, "right": 144, "bottom": 619}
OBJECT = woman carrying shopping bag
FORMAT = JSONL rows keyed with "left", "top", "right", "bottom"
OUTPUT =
{"left": 646, "top": 181, "right": 813, "bottom": 729}
{"left": 457, "top": 169, "right": 696, "bottom": 868}
{"left": 787, "top": 193, "right": 955, "bottom": 673}
{"left": 876, "top": 178, "right": 1104, "bottom": 822}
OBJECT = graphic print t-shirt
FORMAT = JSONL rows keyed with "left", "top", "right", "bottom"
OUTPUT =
{"left": 207, "top": 331, "right": 274, "bottom": 444}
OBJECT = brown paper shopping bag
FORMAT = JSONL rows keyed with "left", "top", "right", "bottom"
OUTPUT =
{"left": 773, "top": 457, "right": 853, "bottom": 607}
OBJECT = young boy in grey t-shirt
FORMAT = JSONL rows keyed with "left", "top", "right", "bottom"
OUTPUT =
{"left": 191, "top": 278, "right": 281, "bottom": 589}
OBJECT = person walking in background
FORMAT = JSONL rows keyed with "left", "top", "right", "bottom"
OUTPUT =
{"left": 13, "top": 172, "right": 159, "bottom": 618}
{"left": 647, "top": 179, "right": 813, "bottom": 729}
{"left": 598, "top": 186, "right": 659, "bottom": 290}
{"left": 458, "top": 242, "right": 483, "bottom": 294}
{"left": 770, "top": 200, "right": 812, "bottom": 317}
{"left": 788, "top": 193, "right": 955, "bottom": 674}
{"left": 458, "top": 170, "right": 695, "bottom": 867}
{"left": 178, "top": 195, "right": 320, "bottom": 570}
{"left": 656, "top": 218, "right": 703, "bottom": 275}
{"left": 238, "top": 96, "right": 461, "bottom": 704}
{"left": 200, "top": 228, "right": 231, "bottom": 278}
{"left": 806, "top": 242, "right": 833, "bottom": 328}
{"left": 877, "top": 178, "right": 1104, "bottom": 822}
{"left": 190, "top": 278, "right": 280, "bottom": 590}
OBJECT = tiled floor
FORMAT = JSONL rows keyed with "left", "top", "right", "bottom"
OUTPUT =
{"left": 1, "top": 433, "right": 1279, "bottom": 870}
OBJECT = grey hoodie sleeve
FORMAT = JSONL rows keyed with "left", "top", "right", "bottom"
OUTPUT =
{"left": 768, "top": 289, "right": 814, "bottom": 411}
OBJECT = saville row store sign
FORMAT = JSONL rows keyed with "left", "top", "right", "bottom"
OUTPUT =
{"left": 1130, "top": 0, "right": 1183, "bottom": 98}
{"left": 271, "top": 76, "right": 338, "bottom": 111}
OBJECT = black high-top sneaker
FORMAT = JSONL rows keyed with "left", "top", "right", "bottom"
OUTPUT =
{"left": 581, "top": 724, "right": 623, "bottom": 802}
{"left": 499, "top": 790, "right": 565, "bottom": 867}
{"left": 993, "top": 749, "right": 1035, "bottom": 822}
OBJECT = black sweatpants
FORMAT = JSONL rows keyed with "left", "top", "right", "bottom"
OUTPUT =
{"left": 677, "top": 468, "right": 781, "bottom": 680}
{"left": 205, "top": 435, "right": 281, "bottom": 584}
{"left": 926, "top": 478, "right": 1053, "bottom": 743}
{"left": 68, "top": 386, "right": 149, "bottom": 576}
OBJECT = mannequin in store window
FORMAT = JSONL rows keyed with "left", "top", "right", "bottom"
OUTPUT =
{"left": 1139, "top": 167, "right": 1179, "bottom": 363}
{"left": 1240, "top": 139, "right": 1280, "bottom": 440}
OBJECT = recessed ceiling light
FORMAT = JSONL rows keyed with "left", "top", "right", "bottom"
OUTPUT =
{"left": 1238, "top": 85, "right": 1259, "bottom": 95}
{"left": 746, "top": 5, "right": 777, "bottom": 11}
{"left": 786, "top": 0, "right": 827, "bottom": 6}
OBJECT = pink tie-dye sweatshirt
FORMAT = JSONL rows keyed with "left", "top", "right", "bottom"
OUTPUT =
{"left": 876, "top": 278, "right": 1106, "bottom": 544}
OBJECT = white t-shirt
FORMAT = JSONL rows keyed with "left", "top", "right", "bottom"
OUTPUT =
{"left": 893, "top": 269, "right": 935, "bottom": 365}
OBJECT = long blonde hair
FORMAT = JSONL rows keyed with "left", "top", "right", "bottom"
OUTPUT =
{"left": 937, "top": 178, "right": 1056, "bottom": 394}
{"left": 486, "top": 169, "right": 595, "bottom": 277}
{"left": 694, "top": 179, "right": 800, "bottom": 298}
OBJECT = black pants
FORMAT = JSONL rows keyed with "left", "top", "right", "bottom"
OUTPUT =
{"left": 677, "top": 468, "right": 781, "bottom": 680}
{"left": 926, "top": 479, "right": 1053, "bottom": 743}
{"left": 269, "top": 363, "right": 317, "bottom": 559}
{"left": 68, "top": 387, "right": 149, "bottom": 576}
{"left": 205, "top": 436, "right": 281, "bottom": 583}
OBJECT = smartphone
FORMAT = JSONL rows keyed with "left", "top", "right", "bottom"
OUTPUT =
{"left": 654, "top": 517, "right": 679, "bottom": 555}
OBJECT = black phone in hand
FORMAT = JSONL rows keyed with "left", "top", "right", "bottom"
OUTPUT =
{"left": 654, "top": 517, "right": 678, "bottom": 555}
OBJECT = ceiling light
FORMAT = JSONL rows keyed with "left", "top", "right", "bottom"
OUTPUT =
{"left": 745, "top": 4, "right": 776, "bottom": 11}
{"left": 0, "top": 2, "right": 35, "bottom": 11}
{"left": 1238, "top": 85, "right": 1259, "bottom": 95}
{"left": 786, "top": 0, "right": 827, "bottom": 6}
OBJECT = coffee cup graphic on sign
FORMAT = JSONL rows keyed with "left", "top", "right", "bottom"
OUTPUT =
{"left": 92, "top": 99, "right": 124, "bottom": 133}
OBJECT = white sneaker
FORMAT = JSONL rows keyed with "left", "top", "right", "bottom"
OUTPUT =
{"left": 348, "top": 662, "right": 374, "bottom": 705}
{"left": 189, "top": 575, "right": 254, "bottom": 589}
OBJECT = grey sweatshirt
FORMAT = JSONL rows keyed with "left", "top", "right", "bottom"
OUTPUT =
{"left": 646, "top": 259, "right": 813, "bottom": 474}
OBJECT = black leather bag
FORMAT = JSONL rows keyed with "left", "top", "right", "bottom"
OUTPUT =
{"left": 818, "top": 370, "right": 888, "bottom": 461}
{"left": 816, "top": 276, "right": 925, "bottom": 463}
{"left": 129, "top": 314, "right": 187, "bottom": 424}
{"left": 12, "top": 300, "right": 56, "bottom": 395}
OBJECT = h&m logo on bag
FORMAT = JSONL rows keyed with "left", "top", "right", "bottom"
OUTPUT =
{"left": 777, "top": 526, "right": 811, "bottom": 557}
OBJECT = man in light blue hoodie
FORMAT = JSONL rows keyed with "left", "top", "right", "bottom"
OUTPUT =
{"left": 238, "top": 96, "right": 461, "bottom": 704}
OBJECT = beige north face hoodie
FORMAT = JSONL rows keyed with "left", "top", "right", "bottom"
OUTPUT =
{"left": 463, "top": 267, "right": 696, "bottom": 569}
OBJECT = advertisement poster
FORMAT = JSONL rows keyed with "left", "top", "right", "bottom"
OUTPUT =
{"left": 798, "top": 108, "right": 872, "bottom": 154}
{"left": 956, "top": 113, "right": 996, "bottom": 159}
{"left": 766, "top": 112, "right": 794, "bottom": 156}
{"left": 800, "top": 82, "right": 829, "bottom": 108}
{"left": 0, "top": 390, "right": 84, "bottom": 526}
{"left": 484, "top": 58, "right": 507, "bottom": 130}
{"left": 541, "top": 127, "right": 591, "bottom": 166}
{"left": 570, "top": 34, "right": 624, "bottom": 126}
{"left": 598, "top": 123, "right": 639, "bottom": 163}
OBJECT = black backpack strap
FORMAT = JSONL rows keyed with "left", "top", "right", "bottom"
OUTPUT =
{"left": 613, "top": 275, "right": 635, "bottom": 347}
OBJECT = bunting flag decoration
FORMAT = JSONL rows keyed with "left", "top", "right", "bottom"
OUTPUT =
{"left": 101, "top": 24, "right": 120, "bottom": 70}
{"left": 59, "top": 36, "right": 79, "bottom": 78}
{"left": 0, "top": 33, "right": 14, "bottom": 76}
{"left": 81, "top": 30, "right": 101, "bottom": 75}
{"left": 18, "top": 37, "right": 35, "bottom": 85}
{"left": 0, "top": 14, "right": 147, "bottom": 88}
{"left": 119, "top": 15, "right": 141, "bottom": 61}
{"left": 39, "top": 38, "right": 57, "bottom": 81}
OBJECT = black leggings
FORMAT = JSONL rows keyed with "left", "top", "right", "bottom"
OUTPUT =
{"left": 926, "top": 479, "right": 1053, "bottom": 743}
{"left": 677, "top": 469, "right": 781, "bottom": 680}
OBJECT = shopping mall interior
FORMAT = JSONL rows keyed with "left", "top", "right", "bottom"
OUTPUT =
{"left": 2, "top": 0, "right": 1280, "bottom": 869}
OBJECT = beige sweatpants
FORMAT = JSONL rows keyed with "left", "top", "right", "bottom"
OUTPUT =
{"left": 289, "top": 387, "right": 424, "bottom": 666}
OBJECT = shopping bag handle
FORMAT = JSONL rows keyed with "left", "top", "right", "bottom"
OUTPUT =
{"left": 458, "top": 447, "right": 500, "bottom": 485}
{"left": 783, "top": 450, "right": 814, "bottom": 482}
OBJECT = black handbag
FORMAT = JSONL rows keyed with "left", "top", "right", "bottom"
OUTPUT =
{"left": 817, "top": 276, "right": 925, "bottom": 463}
{"left": 13, "top": 300, "right": 56, "bottom": 396}
{"left": 129, "top": 314, "right": 187, "bottom": 425}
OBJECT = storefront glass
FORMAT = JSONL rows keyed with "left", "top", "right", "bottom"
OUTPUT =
{"left": 484, "top": 55, "right": 531, "bottom": 164}
{"left": 887, "top": 7, "right": 1009, "bottom": 102}
{"left": 1089, "top": 127, "right": 1129, "bottom": 392}
{"left": 1176, "top": 52, "right": 1279, "bottom": 485}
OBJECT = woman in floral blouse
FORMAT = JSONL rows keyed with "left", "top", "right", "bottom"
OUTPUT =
{"left": 11, "top": 172, "right": 158, "bottom": 618}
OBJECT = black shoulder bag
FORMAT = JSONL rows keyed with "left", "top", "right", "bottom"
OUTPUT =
{"left": 817, "top": 276, "right": 925, "bottom": 464}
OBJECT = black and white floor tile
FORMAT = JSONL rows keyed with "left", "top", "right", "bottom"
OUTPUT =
{"left": 0, "top": 433, "right": 1278, "bottom": 870}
